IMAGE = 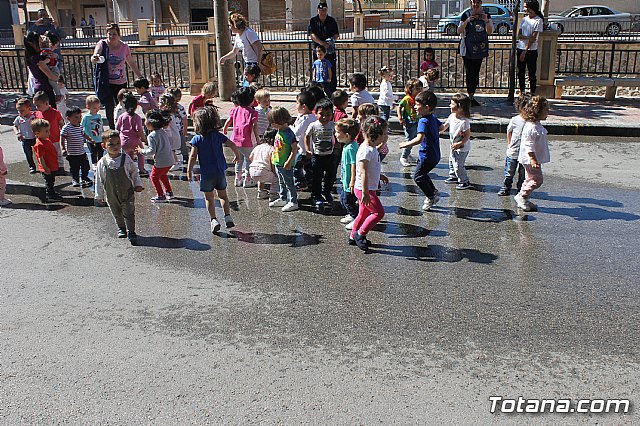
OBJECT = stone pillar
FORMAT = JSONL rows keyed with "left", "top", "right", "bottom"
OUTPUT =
{"left": 12, "top": 24, "right": 25, "bottom": 48}
{"left": 138, "top": 19, "right": 151, "bottom": 45}
{"left": 354, "top": 12, "right": 365, "bottom": 40}
{"left": 247, "top": 1, "right": 260, "bottom": 23}
{"left": 186, "top": 34, "right": 216, "bottom": 96}
{"left": 536, "top": 29, "right": 560, "bottom": 98}
{"left": 208, "top": 16, "right": 215, "bottom": 34}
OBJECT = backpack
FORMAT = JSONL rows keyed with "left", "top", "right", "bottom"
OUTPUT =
{"left": 93, "top": 40, "right": 111, "bottom": 104}
{"left": 463, "top": 13, "right": 490, "bottom": 59}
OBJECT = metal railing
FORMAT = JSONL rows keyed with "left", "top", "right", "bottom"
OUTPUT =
{"left": 556, "top": 42, "right": 640, "bottom": 77}
{"left": 548, "top": 16, "right": 640, "bottom": 42}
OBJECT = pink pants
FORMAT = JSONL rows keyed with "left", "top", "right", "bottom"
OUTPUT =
{"left": 0, "top": 174, "right": 6, "bottom": 200}
{"left": 351, "top": 188, "right": 385, "bottom": 238}
{"left": 150, "top": 166, "right": 172, "bottom": 197}
{"left": 519, "top": 164, "right": 543, "bottom": 198}
{"left": 123, "top": 144, "right": 145, "bottom": 172}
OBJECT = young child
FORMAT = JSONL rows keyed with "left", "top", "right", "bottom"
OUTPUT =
{"left": 13, "top": 97, "right": 38, "bottom": 174}
{"left": 31, "top": 118, "right": 62, "bottom": 202}
{"left": 40, "top": 32, "right": 62, "bottom": 101}
{"left": 33, "top": 91, "right": 65, "bottom": 174}
{"left": 335, "top": 118, "right": 360, "bottom": 228}
{"left": 136, "top": 110, "right": 174, "bottom": 203}
{"left": 242, "top": 64, "right": 261, "bottom": 88}
{"left": 0, "top": 145, "right": 10, "bottom": 206}
{"left": 81, "top": 95, "right": 104, "bottom": 167}
{"left": 377, "top": 66, "right": 396, "bottom": 122}
{"left": 60, "top": 106, "right": 92, "bottom": 188}
{"left": 440, "top": 93, "right": 472, "bottom": 190}
{"left": 254, "top": 88, "right": 272, "bottom": 139}
{"left": 158, "top": 93, "right": 182, "bottom": 170}
{"left": 419, "top": 68, "right": 440, "bottom": 91}
{"left": 397, "top": 78, "right": 423, "bottom": 167}
{"left": 249, "top": 128, "right": 279, "bottom": 200}
{"left": 421, "top": 47, "right": 439, "bottom": 73}
{"left": 188, "top": 82, "right": 215, "bottom": 116}
{"left": 224, "top": 87, "right": 259, "bottom": 187}
{"left": 311, "top": 45, "right": 333, "bottom": 98}
{"left": 399, "top": 90, "right": 442, "bottom": 211}
{"left": 116, "top": 92, "right": 148, "bottom": 176}
{"left": 94, "top": 129, "right": 144, "bottom": 245}
{"left": 349, "top": 73, "right": 375, "bottom": 120}
{"left": 514, "top": 95, "right": 551, "bottom": 211}
{"left": 133, "top": 77, "right": 157, "bottom": 114}
{"left": 332, "top": 90, "right": 349, "bottom": 122}
{"left": 499, "top": 93, "right": 530, "bottom": 196}
{"left": 57, "top": 75, "right": 69, "bottom": 121}
{"left": 166, "top": 87, "right": 189, "bottom": 164}
{"left": 150, "top": 72, "right": 166, "bottom": 103}
{"left": 291, "top": 90, "right": 317, "bottom": 189}
{"left": 268, "top": 107, "right": 299, "bottom": 212}
{"left": 304, "top": 98, "right": 336, "bottom": 206}
{"left": 187, "top": 106, "right": 242, "bottom": 233}
{"left": 114, "top": 88, "right": 132, "bottom": 122}
{"left": 349, "top": 116, "right": 389, "bottom": 251}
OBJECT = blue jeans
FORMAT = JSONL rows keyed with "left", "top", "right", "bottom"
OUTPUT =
{"left": 276, "top": 166, "right": 297, "bottom": 204}
{"left": 414, "top": 157, "right": 439, "bottom": 198}
{"left": 402, "top": 122, "right": 418, "bottom": 159}
{"left": 503, "top": 156, "right": 525, "bottom": 190}
{"left": 339, "top": 187, "right": 358, "bottom": 218}
{"left": 293, "top": 152, "right": 312, "bottom": 187}
{"left": 379, "top": 105, "right": 391, "bottom": 121}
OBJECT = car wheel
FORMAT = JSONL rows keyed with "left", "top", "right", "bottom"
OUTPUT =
{"left": 446, "top": 24, "right": 457, "bottom": 36}
{"left": 497, "top": 23, "right": 509, "bottom": 36}
{"left": 606, "top": 23, "right": 621, "bottom": 37}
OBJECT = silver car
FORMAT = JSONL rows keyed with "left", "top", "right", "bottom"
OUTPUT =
{"left": 548, "top": 5, "right": 631, "bottom": 36}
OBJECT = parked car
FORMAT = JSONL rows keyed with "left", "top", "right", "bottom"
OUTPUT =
{"left": 437, "top": 4, "right": 513, "bottom": 36}
{"left": 548, "top": 5, "right": 631, "bottom": 36}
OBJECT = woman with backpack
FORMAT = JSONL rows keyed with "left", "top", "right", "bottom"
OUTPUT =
{"left": 458, "top": 0, "right": 493, "bottom": 107}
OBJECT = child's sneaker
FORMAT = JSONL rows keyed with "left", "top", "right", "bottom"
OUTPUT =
{"left": 29, "top": 167, "right": 38, "bottom": 174}
{"left": 444, "top": 176, "right": 458, "bottom": 184}
{"left": 281, "top": 202, "right": 299, "bottom": 212}
{"left": 344, "top": 221, "right": 354, "bottom": 230}
{"left": 224, "top": 214, "right": 235, "bottom": 229}
{"left": 407, "top": 154, "right": 417, "bottom": 164}
{"left": 210, "top": 218, "right": 221, "bottom": 233}
{"left": 456, "top": 182, "right": 471, "bottom": 190}
{"left": 71, "top": 180, "right": 80, "bottom": 187}
{"left": 323, "top": 192, "right": 333, "bottom": 204}
{"left": 353, "top": 231, "right": 369, "bottom": 251}
{"left": 117, "top": 227, "right": 127, "bottom": 238}
{"left": 314, "top": 198, "right": 324, "bottom": 207}
{"left": 422, "top": 191, "right": 440, "bottom": 211}
{"left": 269, "top": 199, "right": 287, "bottom": 207}
{"left": 139, "top": 169, "right": 149, "bottom": 177}
{"left": 151, "top": 195, "right": 167, "bottom": 203}
{"left": 340, "top": 214, "right": 355, "bottom": 224}
{"left": 0, "top": 198, "right": 12, "bottom": 206}
{"left": 400, "top": 156, "right": 411, "bottom": 167}
{"left": 514, "top": 193, "right": 528, "bottom": 210}
{"left": 497, "top": 187, "right": 510, "bottom": 196}
{"left": 127, "top": 231, "right": 138, "bottom": 246}
{"left": 243, "top": 176, "right": 257, "bottom": 188}
{"left": 81, "top": 179, "right": 93, "bottom": 188}
{"left": 257, "top": 189, "right": 269, "bottom": 199}
{"left": 165, "top": 191, "right": 174, "bottom": 200}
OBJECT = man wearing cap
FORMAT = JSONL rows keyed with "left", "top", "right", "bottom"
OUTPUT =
{"left": 308, "top": 2, "right": 340, "bottom": 94}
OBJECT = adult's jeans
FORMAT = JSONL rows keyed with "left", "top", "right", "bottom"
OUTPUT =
{"left": 517, "top": 49, "right": 538, "bottom": 94}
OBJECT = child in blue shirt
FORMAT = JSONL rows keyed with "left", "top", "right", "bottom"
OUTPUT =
{"left": 187, "top": 106, "right": 242, "bottom": 234}
{"left": 335, "top": 118, "right": 360, "bottom": 227}
{"left": 311, "top": 45, "right": 333, "bottom": 98}
{"left": 399, "top": 90, "right": 442, "bottom": 211}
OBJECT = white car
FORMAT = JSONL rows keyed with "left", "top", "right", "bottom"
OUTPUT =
{"left": 548, "top": 5, "right": 631, "bottom": 36}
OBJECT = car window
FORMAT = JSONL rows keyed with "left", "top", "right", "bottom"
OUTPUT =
{"left": 596, "top": 7, "right": 613, "bottom": 16}
{"left": 485, "top": 6, "right": 501, "bottom": 17}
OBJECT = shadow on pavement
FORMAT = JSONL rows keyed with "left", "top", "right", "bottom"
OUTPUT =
{"left": 539, "top": 205, "right": 640, "bottom": 221}
{"left": 367, "top": 243, "right": 498, "bottom": 263}
{"left": 533, "top": 192, "right": 624, "bottom": 208}
{"left": 372, "top": 221, "right": 448, "bottom": 238}
{"left": 232, "top": 229, "right": 324, "bottom": 247}
{"left": 450, "top": 207, "right": 518, "bottom": 223}
{"left": 135, "top": 236, "right": 211, "bottom": 251}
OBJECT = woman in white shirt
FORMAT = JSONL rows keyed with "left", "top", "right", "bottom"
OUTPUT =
{"left": 517, "top": 0, "right": 544, "bottom": 94}
{"left": 219, "top": 13, "right": 266, "bottom": 80}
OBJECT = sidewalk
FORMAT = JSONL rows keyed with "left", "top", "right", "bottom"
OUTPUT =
{"left": 2, "top": 91, "right": 639, "bottom": 137}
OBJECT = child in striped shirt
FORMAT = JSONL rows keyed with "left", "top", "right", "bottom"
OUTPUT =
{"left": 61, "top": 106, "right": 92, "bottom": 187}
{"left": 254, "top": 88, "right": 271, "bottom": 139}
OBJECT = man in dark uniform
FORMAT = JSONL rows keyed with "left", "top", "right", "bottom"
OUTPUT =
{"left": 308, "top": 2, "right": 340, "bottom": 93}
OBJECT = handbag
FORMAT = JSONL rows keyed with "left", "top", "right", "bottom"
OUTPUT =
{"left": 93, "top": 40, "right": 111, "bottom": 104}
{"left": 260, "top": 51, "right": 276, "bottom": 75}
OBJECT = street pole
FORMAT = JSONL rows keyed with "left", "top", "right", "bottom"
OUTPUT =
{"left": 507, "top": 0, "right": 521, "bottom": 102}
{"left": 214, "top": 0, "right": 235, "bottom": 100}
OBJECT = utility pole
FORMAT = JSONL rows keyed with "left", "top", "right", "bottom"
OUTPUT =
{"left": 507, "top": 0, "right": 521, "bottom": 102}
{"left": 214, "top": 0, "right": 235, "bottom": 100}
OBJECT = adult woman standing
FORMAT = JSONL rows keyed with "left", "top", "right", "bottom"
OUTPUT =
{"left": 219, "top": 13, "right": 265, "bottom": 79}
{"left": 91, "top": 23, "right": 142, "bottom": 129}
{"left": 458, "top": 0, "right": 493, "bottom": 107}
{"left": 24, "top": 31, "right": 58, "bottom": 108}
{"left": 517, "top": 0, "right": 544, "bottom": 94}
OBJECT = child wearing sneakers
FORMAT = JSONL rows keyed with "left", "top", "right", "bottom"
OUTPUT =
{"left": 440, "top": 93, "right": 472, "bottom": 190}
{"left": 33, "top": 91, "right": 65, "bottom": 174}
{"left": 116, "top": 92, "right": 148, "bottom": 176}
{"left": 82, "top": 95, "right": 104, "bottom": 166}
{"left": 31, "top": 118, "right": 62, "bottom": 202}
{"left": 60, "top": 106, "right": 92, "bottom": 188}
{"left": 397, "top": 78, "right": 423, "bottom": 167}
{"left": 254, "top": 88, "right": 272, "bottom": 138}
{"left": 250, "top": 128, "right": 279, "bottom": 200}
{"left": 335, "top": 118, "right": 360, "bottom": 228}
{"left": 225, "top": 87, "right": 259, "bottom": 187}
{"left": 377, "top": 66, "right": 397, "bottom": 121}
{"left": 95, "top": 130, "right": 144, "bottom": 245}
{"left": 348, "top": 72, "right": 375, "bottom": 120}
{"left": 0, "top": 145, "right": 11, "bottom": 206}
{"left": 498, "top": 94, "right": 530, "bottom": 196}
{"left": 514, "top": 96, "right": 551, "bottom": 212}
{"left": 399, "top": 90, "right": 442, "bottom": 211}
{"left": 187, "top": 106, "right": 242, "bottom": 233}
{"left": 13, "top": 97, "right": 38, "bottom": 174}
{"left": 291, "top": 90, "right": 317, "bottom": 189}
{"left": 268, "top": 107, "right": 299, "bottom": 212}
{"left": 136, "top": 110, "right": 174, "bottom": 203}
{"left": 304, "top": 98, "right": 336, "bottom": 206}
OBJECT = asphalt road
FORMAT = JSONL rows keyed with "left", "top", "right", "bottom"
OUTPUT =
{"left": 1, "top": 126, "right": 639, "bottom": 424}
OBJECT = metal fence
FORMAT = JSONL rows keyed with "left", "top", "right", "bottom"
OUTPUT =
{"left": 0, "top": 46, "right": 190, "bottom": 92}
{"left": 556, "top": 43, "right": 640, "bottom": 77}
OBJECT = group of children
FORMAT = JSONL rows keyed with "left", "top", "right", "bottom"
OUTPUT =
{"left": 1, "top": 62, "right": 551, "bottom": 251}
